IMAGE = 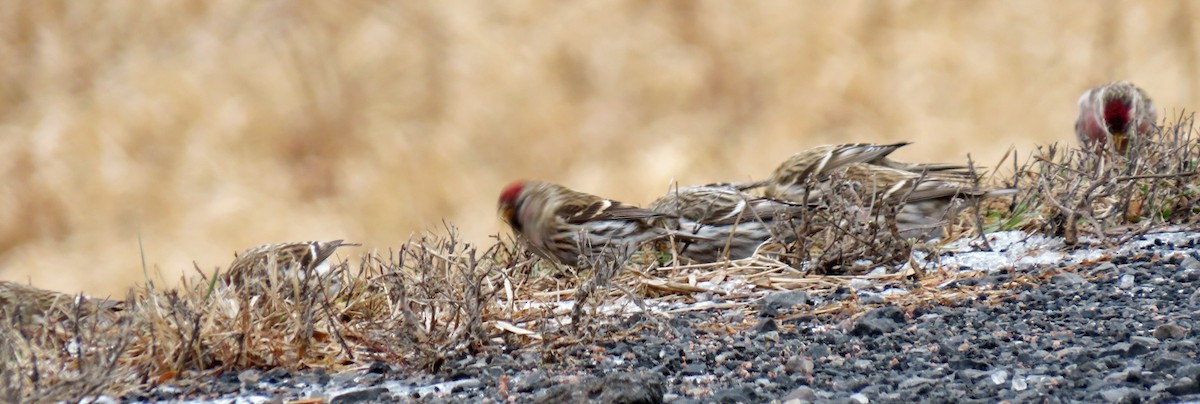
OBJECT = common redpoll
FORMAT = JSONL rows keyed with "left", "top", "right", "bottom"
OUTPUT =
{"left": 649, "top": 185, "right": 806, "bottom": 262}
{"left": 498, "top": 180, "right": 698, "bottom": 268}
{"left": 764, "top": 143, "right": 1012, "bottom": 237}
{"left": 223, "top": 240, "right": 355, "bottom": 293}
{"left": 1075, "top": 81, "right": 1157, "bottom": 154}
{"left": 0, "top": 281, "right": 124, "bottom": 320}
{"left": 765, "top": 143, "right": 973, "bottom": 202}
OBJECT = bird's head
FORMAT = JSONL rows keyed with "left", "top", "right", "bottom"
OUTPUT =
{"left": 1102, "top": 92, "right": 1133, "bottom": 137}
{"left": 498, "top": 180, "right": 526, "bottom": 231}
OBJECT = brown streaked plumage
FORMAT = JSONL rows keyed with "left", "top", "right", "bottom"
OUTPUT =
{"left": 1075, "top": 81, "right": 1157, "bottom": 154}
{"left": 764, "top": 143, "right": 1013, "bottom": 237}
{"left": 222, "top": 240, "right": 356, "bottom": 290}
{"left": 0, "top": 281, "right": 124, "bottom": 319}
{"left": 765, "top": 143, "right": 973, "bottom": 203}
{"left": 649, "top": 185, "right": 806, "bottom": 263}
{"left": 498, "top": 180, "right": 704, "bottom": 268}
{"left": 764, "top": 142, "right": 971, "bottom": 200}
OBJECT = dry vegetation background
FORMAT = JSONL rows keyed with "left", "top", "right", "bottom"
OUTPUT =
{"left": 0, "top": 1, "right": 1197, "bottom": 296}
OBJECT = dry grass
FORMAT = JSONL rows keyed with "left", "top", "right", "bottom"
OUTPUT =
{"left": 1, "top": 1, "right": 1198, "bottom": 296}
{"left": 988, "top": 113, "right": 1200, "bottom": 243}
{"left": 1, "top": 227, "right": 540, "bottom": 399}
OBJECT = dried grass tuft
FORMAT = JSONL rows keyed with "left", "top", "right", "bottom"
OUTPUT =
{"left": 986, "top": 112, "right": 1200, "bottom": 245}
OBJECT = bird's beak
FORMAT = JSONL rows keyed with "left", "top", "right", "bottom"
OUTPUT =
{"left": 1111, "top": 132, "right": 1128, "bottom": 154}
{"left": 499, "top": 205, "right": 515, "bottom": 225}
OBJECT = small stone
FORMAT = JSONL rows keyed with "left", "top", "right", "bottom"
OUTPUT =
{"left": 710, "top": 385, "right": 763, "bottom": 404}
{"left": 331, "top": 387, "right": 391, "bottom": 404}
{"left": 848, "top": 278, "right": 873, "bottom": 290}
{"left": 849, "top": 392, "right": 870, "bottom": 403}
{"left": 1153, "top": 324, "right": 1188, "bottom": 340}
{"left": 682, "top": 363, "right": 708, "bottom": 376}
{"left": 752, "top": 318, "right": 778, "bottom": 335}
{"left": 858, "top": 293, "right": 886, "bottom": 305}
{"left": 356, "top": 373, "right": 383, "bottom": 386}
{"left": 898, "top": 376, "right": 936, "bottom": 389}
{"left": 516, "top": 371, "right": 549, "bottom": 393}
{"left": 367, "top": 361, "right": 391, "bottom": 374}
{"left": 1099, "top": 387, "right": 1142, "bottom": 403}
{"left": 1146, "top": 353, "right": 1190, "bottom": 372}
{"left": 863, "top": 305, "right": 906, "bottom": 323}
{"left": 1181, "top": 256, "right": 1200, "bottom": 271}
{"left": 1103, "top": 343, "right": 1135, "bottom": 358}
{"left": 991, "top": 369, "right": 1009, "bottom": 385}
{"left": 1180, "top": 364, "right": 1200, "bottom": 379}
{"left": 1105, "top": 369, "right": 1140, "bottom": 383}
{"left": 758, "top": 291, "right": 809, "bottom": 316}
{"left": 850, "top": 318, "right": 896, "bottom": 336}
{"left": 262, "top": 368, "right": 290, "bottom": 383}
{"left": 450, "top": 378, "right": 482, "bottom": 392}
{"left": 1168, "top": 377, "right": 1200, "bottom": 395}
{"left": 785, "top": 356, "right": 814, "bottom": 375}
{"left": 1012, "top": 376, "right": 1028, "bottom": 391}
{"left": 1118, "top": 274, "right": 1135, "bottom": 289}
{"left": 237, "top": 369, "right": 261, "bottom": 385}
{"left": 957, "top": 369, "right": 989, "bottom": 380}
{"left": 1094, "top": 262, "right": 1118, "bottom": 273}
{"left": 1051, "top": 272, "right": 1086, "bottom": 285}
{"left": 330, "top": 371, "right": 360, "bottom": 386}
{"left": 1130, "top": 336, "right": 1159, "bottom": 347}
{"left": 535, "top": 372, "right": 664, "bottom": 404}
{"left": 781, "top": 386, "right": 817, "bottom": 402}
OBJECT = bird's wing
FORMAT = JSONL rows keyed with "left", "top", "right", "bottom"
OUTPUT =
{"left": 562, "top": 198, "right": 663, "bottom": 224}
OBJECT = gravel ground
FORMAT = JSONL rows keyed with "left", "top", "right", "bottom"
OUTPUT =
{"left": 124, "top": 233, "right": 1200, "bottom": 403}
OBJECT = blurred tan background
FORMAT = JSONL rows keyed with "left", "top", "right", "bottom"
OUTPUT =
{"left": 0, "top": 1, "right": 1197, "bottom": 296}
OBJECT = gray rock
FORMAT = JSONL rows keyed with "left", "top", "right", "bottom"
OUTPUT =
{"left": 516, "top": 371, "right": 549, "bottom": 393}
{"left": 899, "top": 376, "right": 937, "bottom": 389}
{"left": 710, "top": 385, "right": 763, "bottom": 404}
{"left": 1103, "top": 343, "right": 1146, "bottom": 358}
{"left": 237, "top": 369, "right": 261, "bottom": 385}
{"left": 534, "top": 371, "right": 665, "bottom": 404}
{"left": 785, "top": 356, "right": 814, "bottom": 374}
{"left": 752, "top": 318, "right": 778, "bottom": 335}
{"left": 1129, "top": 336, "right": 1159, "bottom": 347}
{"left": 850, "top": 317, "right": 896, "bottom": 336}
{"left": 1094, "top": 262, "right": 1119, "bottom": 273}
{"left": 1153, "top": 323, "right": 1188, "bottom": 340}
{"left": 331, "top": 387, "right": 391, "bottom": 404}
{"left": 1146, "top": 353, "right": 1191, "bottom": 372}
{"left": 1052, "top": 272, "right": 1087, "bottom": 285}
{"left": 681, "top": 363, "right": 708, "bottom": 376}
{"left": 1118, "top": 274, "right": 1136, "bottom": 289}
{"left": 863, "top": 305, "right": 906, "bottom": 323}
{"left": 758, "top": 291, "right": 810, "bottom": 316}
{"left": 1099, "top": 387, "right": 1143, "bottom": 403}
{"left": 781, "top": 385, "right": 817, "bottom": 402}
{"left": 1168, "top": 377, "right": 1200, "bottom": 395}
{"left": 1179, "top": 364, "right": 1200, "bottom": 379}
{"left": 1180, "top": 256, "right": 1200, "bottom": 271}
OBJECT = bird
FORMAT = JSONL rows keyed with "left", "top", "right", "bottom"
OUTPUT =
{"left": 221, "top": 240, "right": 356, "bottom": 295}
{"left": 0, "top": 281, "right": 124, "bottom": 321}
{"left": 648, "top": 184, "right": 807, "bottom": 263}
{"left": 763, "top": 143, "right": 1012, "bottom": 237}
{"left": 763, "top": 142, "right": 971, "bottom": 201}
{"left": 498, "top": 180, "right": 701, "bottom": 269}
{"left": 1075, "top": 81, "right": 1157, "bottom": 154}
